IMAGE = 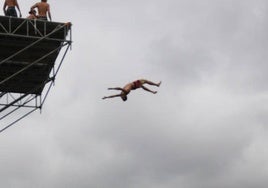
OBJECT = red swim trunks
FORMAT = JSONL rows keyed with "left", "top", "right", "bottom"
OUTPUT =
{"left": 132, "top": 80, "right": 142, "bottom": 90}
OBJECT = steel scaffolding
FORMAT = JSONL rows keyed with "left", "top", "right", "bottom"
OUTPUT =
{"left": 0, "top": 16, "right": 72, "bottom": 132}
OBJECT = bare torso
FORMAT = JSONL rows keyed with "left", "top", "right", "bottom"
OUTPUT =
{"left": 35, "top": 2, "right": 49, "bottom": 16}
{"left": 122, "top": 83, "right": 133, "bottom": 94}
{"left": 4, "top": 0, "right": 18, "bottom": 7}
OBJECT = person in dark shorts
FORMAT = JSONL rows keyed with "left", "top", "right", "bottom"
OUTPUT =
{"left": 102, "top": 79, "right": 161, "bottom": 101}
{"left": 3, "top": 0, "right": 22, "bottom": 17}
{"left": 31, "top": 0, "right": 51, "bottom": 21}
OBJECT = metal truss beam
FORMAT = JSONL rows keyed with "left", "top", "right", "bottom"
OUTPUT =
{"left": 0, "top": 16, "right": 72, "bottom": 133}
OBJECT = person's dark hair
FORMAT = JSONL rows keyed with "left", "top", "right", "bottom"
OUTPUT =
{"left": 121, "top": 94, "right": 127, "bottom": 101}
{"left": 29, "top": 9, "right": 36, "bottom": 14}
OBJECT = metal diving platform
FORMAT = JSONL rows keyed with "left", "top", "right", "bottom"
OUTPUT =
{"left": 0, "top": 15, "right": 72, "bottom": 132}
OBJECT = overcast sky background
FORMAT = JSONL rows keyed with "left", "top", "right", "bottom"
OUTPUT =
{"left": 1, "top": 0, "right": 268, "bottom": 187}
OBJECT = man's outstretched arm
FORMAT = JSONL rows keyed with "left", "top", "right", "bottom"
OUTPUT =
{"left": 47, "top": 4, "right": 52, "bottom": 21}
{"left": 15, "top": 0, "right": 22, "bottom": 17}
{"left": 102, "top": 94, "right": 121, "bottom": 100}
{"left": 3, "top": 2, "right": 7, "bottom": 15}
{"left": 31, "top": 3, "right": 37, "bottom": 10}
{"left": 108, "top": 87, "right": 124, "bottom": 91}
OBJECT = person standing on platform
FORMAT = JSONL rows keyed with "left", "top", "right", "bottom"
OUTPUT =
{"left": 3, "top": 0, "right": 22, "bottom": 17}
{"left": 31, "top": 0, "right": 52, "bottom": 21}
{"left": 27, "top": 9, "right": 37, "bottom": 19}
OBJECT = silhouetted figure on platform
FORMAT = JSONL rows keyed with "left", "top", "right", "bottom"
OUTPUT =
{"left": 3, "top": 0, "right": 22, "bottom": 17}
{"left": 31, "top": 0, "right": 51, "bottom": 21}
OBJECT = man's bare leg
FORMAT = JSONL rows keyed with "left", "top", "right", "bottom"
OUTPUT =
{"left": 141, "top": 86, "right": 157, "bottom": 94}
{"left": 141, "top": 79, "right": 161, "bottom": 87}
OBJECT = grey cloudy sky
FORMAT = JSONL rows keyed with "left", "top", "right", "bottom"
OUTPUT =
{"left": 1, "top": 0, "right": 268, "bottom": 187}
